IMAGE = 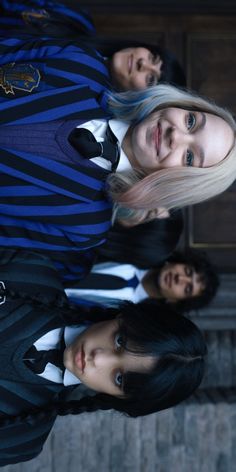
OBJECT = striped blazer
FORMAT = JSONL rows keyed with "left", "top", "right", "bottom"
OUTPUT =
{"left": 0, "top": 249, "right": 70, "bottom": 466}
{"left": 0, "top": 16, "right": 115, "bottom": 283}
{"left": 0, "top": 117, "right": 113, "bottom": 284}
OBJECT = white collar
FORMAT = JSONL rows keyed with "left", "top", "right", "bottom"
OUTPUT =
{"left": 109, "top": 119, "right": 132, "bottom": 172}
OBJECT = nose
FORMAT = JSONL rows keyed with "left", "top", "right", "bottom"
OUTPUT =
{"left": 137, "top": 57, "right": 163, "bottom": 76}
{"left": 174, "top": 273, "right": 191, "bottom": 285}
{"left": 169, "top": 127, "right": 192, "bottom": 151}
{"left": 87, "top": 348, "right": 118, "bottom": 369}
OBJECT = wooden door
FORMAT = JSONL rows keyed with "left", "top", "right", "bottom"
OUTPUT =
{"left": 82, "top": 3, "right": 236, "bottom": 271}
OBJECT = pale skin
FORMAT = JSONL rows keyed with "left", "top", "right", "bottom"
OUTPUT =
{"left": 122, "top": 107, "right": 234, "bottom": 171}
{"left": 110, "top": 47, "right": 163, "bottom": 91}
{"left": 64, "top": 319, "right": 156, "bottom": 397}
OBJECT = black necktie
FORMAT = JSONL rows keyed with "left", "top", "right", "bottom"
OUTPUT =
{"left": 68, "top": 124, "right": 120, "bottom": 171}
{"left": 24, "top": 331, "right": 65, "bottom": 375}
{"left": 76, "top": 272, "right": 140, "bottom": 290}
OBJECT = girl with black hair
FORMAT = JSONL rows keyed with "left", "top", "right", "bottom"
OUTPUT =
{"left": 0, "top": 0, "right": 186, "bottom": 89}
{"left": 0, "top": 249, "right": 206, "bottom": 466}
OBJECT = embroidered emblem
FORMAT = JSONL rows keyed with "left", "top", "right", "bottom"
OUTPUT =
{"left": 0, "top": 281, "right": 6, "bottom": 305}
{"left": 0, "top": 63, "right": 41, "bottom": 95}
{"left": 22, "top": 9, "right": 50, "bottom": 25}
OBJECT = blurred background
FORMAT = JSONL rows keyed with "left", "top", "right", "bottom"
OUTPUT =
{"left": 3, "top": 1, "right": 236, "bottom": 471}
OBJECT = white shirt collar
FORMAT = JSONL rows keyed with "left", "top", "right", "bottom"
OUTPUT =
{"left": 109, "top": 119, "right": 132, "bottom": 172}
{"left": 35, "top": 325, "right": 87, "bottom": 386}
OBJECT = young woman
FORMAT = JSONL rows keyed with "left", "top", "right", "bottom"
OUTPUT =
{"left": 108, "top": 84, "right": 236, "bottom": 226}
{"left": 0, "top": 249, "right": 207, "bottom": 466}
{"left": 0, "top": 0, "right": 186, "bottom": 90}
{"left": 0, "top": 84, "right": 234, "bottom": 283}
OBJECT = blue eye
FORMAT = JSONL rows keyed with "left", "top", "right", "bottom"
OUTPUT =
{"left": 115, "top": 333, "right": 124, "bottom": 350}
{"left": 186, "top": 149, "right": 194, "bottom": 167}
{"left": 187, "top": 112, "right": 196, "bottom": 130}
{"left": 115, "top": 371, "right": 123, "bottom": 388}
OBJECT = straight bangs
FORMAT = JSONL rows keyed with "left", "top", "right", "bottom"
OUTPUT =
{"left": 119, "top": 354, "right": 205, "bottom": 417}
{"left": 81, "top": 302, "right": 206, "bottom": 418}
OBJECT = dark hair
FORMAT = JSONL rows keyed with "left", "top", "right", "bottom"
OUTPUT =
{"left": 99, "top": 301, "right": 207, "bottom": 417}
{"left": 97, "top": 210, "right": 184, "bottom": 268}
{"left": 0, "top": 288, "right": 206, "bottom": 429}
{"left": 166, "top": 249, "right": 220, "bottom": 312}
{"left": 147, "top": 44, "right": 186, "bottom": 87}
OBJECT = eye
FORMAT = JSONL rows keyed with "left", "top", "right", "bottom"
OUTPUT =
{"left": 147, "top": 73, "right": 157, "bottom": 87}
{"left": 187, "top": 112, "right": 196, "bottom": 130}
{"left": 137, "top": 58, "right": 142, "bottom": 71}
{"left": 114, "top": 371, "right": 123, "bottom": 388}
{"left": 153, "top": 53, "right": 161, "bottom": 64}
{"left": 114, "top": 333, "right": 124, "bottom": 350}
{"left": 186, "top": 149, "right": 194, "bottom": 167}
{"left": 185, "top": 283, "right": 193, "bottom": 296}
{"left": 185, "top": 266, "right": 193, "bottom": 277}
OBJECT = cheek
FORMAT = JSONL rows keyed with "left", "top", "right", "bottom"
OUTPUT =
{"left": 131, "top": 74, "right": 145, "bottom": 90}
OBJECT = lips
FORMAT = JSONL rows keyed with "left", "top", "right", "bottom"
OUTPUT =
{"left": 164, "top": 272, "right": 172, "bottom": 288}
{"left": 155, "top": 122, "right": 162, "bottom": 155}
{"left": 75, "top": 345, "right": 85, "bottom": 373}
{"left": 128, "top": 54, "right": 133, "bottom": 74}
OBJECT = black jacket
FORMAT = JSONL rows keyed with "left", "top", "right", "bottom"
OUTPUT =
{"left": 0, "top": 249, "right": 74, "bottom": 466}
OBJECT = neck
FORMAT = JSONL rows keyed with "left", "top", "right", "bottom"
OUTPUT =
{"left": 121, "top": 126, "right": 137, "bottom": 167}
{"left": 141, "top": 269, "right": 162, "bottom": 299}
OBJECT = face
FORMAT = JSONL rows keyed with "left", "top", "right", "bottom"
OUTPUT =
{"left": 110, "top": 47, "right": 163, "bottom": 91}
{"left": 158, "top": 263, "right": 205, "bottom": 302}
{"left": 125, "top": 107, "right": 234, "bottom": 171}
{"left": 64, "top": 319, "right": 155, "bottom": 397}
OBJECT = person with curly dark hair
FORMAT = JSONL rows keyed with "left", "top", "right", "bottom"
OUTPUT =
{"left": 67, "top": 248, "right": 219, "bottom": 313}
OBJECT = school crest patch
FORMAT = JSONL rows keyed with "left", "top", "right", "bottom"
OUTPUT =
{"left": 0, "top": 62, "right": 41, "bottom": 95}
{"left": 22, "top": 9, "right": 50, "bottom": 25}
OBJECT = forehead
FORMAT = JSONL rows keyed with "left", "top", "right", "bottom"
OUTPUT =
{"left": 203, "top": 112, "right": 234, "bottom": 167}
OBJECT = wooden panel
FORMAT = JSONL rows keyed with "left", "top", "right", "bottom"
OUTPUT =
{"left": 188, "top": 184, "right": 236, "bottom": 247}
{"left": 187, "top": 33, "right": 236, "bottom": 109}
{"left": 186, "top": 32, "right": 236, "bottom": 270}
{"left": 80, "top": 1, "right": 236, "bottom": 14}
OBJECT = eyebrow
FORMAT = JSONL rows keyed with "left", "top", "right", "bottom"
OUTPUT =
{"left": 198, "top": 112, "right": 206, "bottom": 167}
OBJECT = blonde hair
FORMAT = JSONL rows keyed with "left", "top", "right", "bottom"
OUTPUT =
{"left": 107, "top": 84, "right": 236, "bottom": 225}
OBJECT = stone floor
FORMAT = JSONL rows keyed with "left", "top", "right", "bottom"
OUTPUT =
{"left": 2, "top": 400, "right": 236, "bottom": 472}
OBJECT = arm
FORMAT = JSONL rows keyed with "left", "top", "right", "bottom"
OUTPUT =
{"left": 0, "top": 224, "right": 97, "bottom": 285}
{"left": 0, "top": 1, "right": 96, "bottom": 37}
